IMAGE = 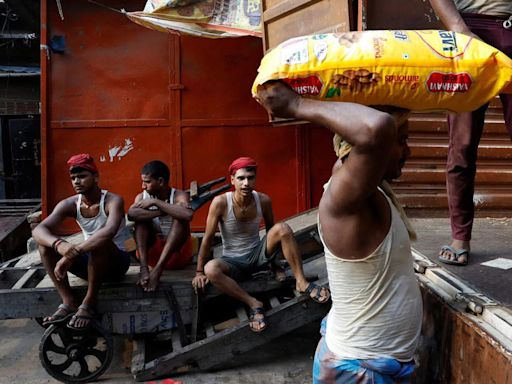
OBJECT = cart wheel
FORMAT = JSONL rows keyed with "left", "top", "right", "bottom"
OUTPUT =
{"left": 39, "top": 321, "right": 113, "bottom": 383}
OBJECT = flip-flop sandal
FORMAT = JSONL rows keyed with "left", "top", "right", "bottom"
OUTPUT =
{"left": 248, "top": 307, "right": 267, "bottom": 333}
{"left": 438, "top": 245, "right": 469, "bottom": 266}
{"left": 67, "top": 303, "right": 97, "bottom": 330}
{"left": 300, "top": 282, "right": 331, "bottom": 304}
{"left": 43, "top": 303, "right": 76, "bottom": 326}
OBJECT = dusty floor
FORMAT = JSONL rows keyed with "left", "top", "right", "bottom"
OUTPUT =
{"left": 0, "top": 317, "right": 321, "bottom": 384}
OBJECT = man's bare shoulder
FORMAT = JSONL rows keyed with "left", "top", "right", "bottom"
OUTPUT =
{"left": 211, "top": 194, "right": 228, "bottom": 213}
{"left": 256, "top": 192, "right": 271, "bottom": 205}
{"left": 104, "top": 191, "right": 124, "bottom": 208}
{"left": 173, "top": 189, "right": 190, "bottom": 202}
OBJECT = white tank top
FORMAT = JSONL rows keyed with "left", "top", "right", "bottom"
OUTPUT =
{"left": 76, "top": 190, "right": 133, "bottom": 251}
{"left": 141, "top": 188, "right": 176, "bottom": 237}
{"left": 219, "top": 191, "right": 262, "bottom": 259}
{"left": 318, "top": 188, "right": 422, "bottom": 361}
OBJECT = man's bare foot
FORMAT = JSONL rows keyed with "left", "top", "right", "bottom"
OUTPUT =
{"left": 438, "top": 240, "right": 470, "bottom": 266}
{"left": 144, "top": 268, "right": 163, "bottom": 292}
{"left": 68, "top": 303, "right": 96, "bottom": 329}
{"left": 137, "top": 265, "right": 150, "bottom": 290}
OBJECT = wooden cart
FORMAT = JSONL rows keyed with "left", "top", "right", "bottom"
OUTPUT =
{"left": 0, "top": 206, "right": 330, "bottom": 383}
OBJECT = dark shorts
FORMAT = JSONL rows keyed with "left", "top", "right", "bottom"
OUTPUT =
{"left": 68, "top": 248, "right": 132, "bottom": 281}
{"left": 219, "top": 235, "right": 278, "bottom": 281}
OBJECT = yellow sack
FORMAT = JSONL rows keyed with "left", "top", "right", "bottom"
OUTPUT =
{"left": 252, "top": 30, "right": 512, "bottom": 112}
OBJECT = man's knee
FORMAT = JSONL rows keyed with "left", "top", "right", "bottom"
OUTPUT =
{"left": 271, "top": 222, "right": 294, "bottom": 240}
{"left": 204, "top": 260, "right": 227, "bottom": 282}
{"left": 38, "top": 244, "right": 55, "bottom": 260}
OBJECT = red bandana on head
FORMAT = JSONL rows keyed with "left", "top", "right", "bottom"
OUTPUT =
{"left": 228, "top": 157, "right": 258, "bottom": 176}
{"left": 67, "top": 153, "right": 98, "bottom": 173}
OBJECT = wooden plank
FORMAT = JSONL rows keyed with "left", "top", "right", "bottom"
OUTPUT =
{"left": 269, "top": 296, "right": 280, "bottom": 308}
{"left": 262, "top": 0, "right": 350, "bottom": 51}
{"left": 135, "top": 278, "right": 330, "bottom": 381}
{"left": 236, "top": 307, "right": 248, "bottom": 322}
{"left": 171, "top": 329, "right": 182, "bottom": 351}
{"left": 131, "top": 337, "right": 146, "bottom": 375}
{"left": 205, "top": 322, "right": 215, "bottom": 338}
{"left": 11, "top": 268, "right": 39, "bottom": 289}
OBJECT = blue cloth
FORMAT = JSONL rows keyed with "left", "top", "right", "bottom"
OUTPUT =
{"left": 313, "top": 317, "right": 416, "bottom": 384}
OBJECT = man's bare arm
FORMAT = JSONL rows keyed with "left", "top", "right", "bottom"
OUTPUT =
{"left": 195, "top": 196, "right": 224, "bottom": 271}
{"left": 32, "top": 198, "right": 76, "bottom": 247}
{"left": 128, "top": 193, "right": 162, "bottom": 221}
{"left": 256, "top": 82, "right": 395, "bottom": 215}
{"left": 76, "top": 193, "right": 125, "bottom": 253}
{"left": 259, "top": 193, "right": 275, "bottom": 232}
{"left": 157, "top": 190, "right": 193, "bottom": 221}
{"left": 429, "top": 0, "right": 474, "bottom": 35}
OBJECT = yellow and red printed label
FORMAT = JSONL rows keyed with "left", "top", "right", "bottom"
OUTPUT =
{"left": 252, "top": 30, "right": 512, "bottom": 112}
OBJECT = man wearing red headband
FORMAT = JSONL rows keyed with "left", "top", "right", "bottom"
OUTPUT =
{"left": 192, "top": 156, "right": 330, "bottom": 333}
{"left": 32, "top": 154, "right": 135, "bottom": 329}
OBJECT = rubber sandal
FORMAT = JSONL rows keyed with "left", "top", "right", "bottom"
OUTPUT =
{"left": 67, "top": 303, "right": 97, "bottom": 330}
{"left": 301, "top": 282, "right": 330, "bottom": 304}
{"left": 42, "top": 303, "right": 76, "bottom": 326}
{"left": 248, "top": 307, "right": 267, "bottom": 333}
{"left": 438, "top": 245, "right": 469, "bottom": 266}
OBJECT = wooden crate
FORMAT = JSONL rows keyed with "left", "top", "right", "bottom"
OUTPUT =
{"left": 262, "top": 0, "right": 352, "bottom": 52}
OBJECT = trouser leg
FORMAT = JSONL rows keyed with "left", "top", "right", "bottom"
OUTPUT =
{"left": 446, "top": 104, "right": 486, "bottom": 241}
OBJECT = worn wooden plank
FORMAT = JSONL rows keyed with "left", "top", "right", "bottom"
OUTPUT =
{"left": 131, "top": 337, "right": 146, "bottom": 375}
{"left": 236, "top": 307, "right": 248, "bottom": 322}
{"left": 11, "top": 268, "right": 39, "bottom": 289}
{"left": 269, "top": 296, "right": 280, "bottom": 308}
{"left": 205, "top": 322, "right": 215, "bottom": 338}
{"left": 135, "top": 278, "right": 330, "bottom": 381}
{"left": 171, "top": 329, "right": 182, "bottom": 351}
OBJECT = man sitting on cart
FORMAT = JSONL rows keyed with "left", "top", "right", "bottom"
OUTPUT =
{"left": 192, "top": 157, "right": 330, "bottom": 333}
{"left": 33, "top": 154, "right": 135, "bottom": 329}
{"left": 128, "top": 160, "right": 194, "bottom": 292}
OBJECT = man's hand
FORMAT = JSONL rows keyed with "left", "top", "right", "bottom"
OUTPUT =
{"left": 135, "top": 198, "right": 160, "bottom": 210}
{"left": 192, "top": 272, "right": 209, "bottom": 291}
{"left": 137, "top": 265, "right": 150, "bottom": 290}
{"left": 57, "top": 241, "right": 81, "bottom": 260}
{"left": 54, "top": 257, "right": 73, "bottom": 281}
{"left": 255, "top": 81, "right": 301, "bottom": 119}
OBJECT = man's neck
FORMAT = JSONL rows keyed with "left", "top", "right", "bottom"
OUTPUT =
{"left": 81, "top": 186, "right": 102, "bottom": 205}
{"left": 233, "top": 190, "right": 253, "bottom": 206}
{"left": 155, "top": 185, "right": 172, "bottom": 201}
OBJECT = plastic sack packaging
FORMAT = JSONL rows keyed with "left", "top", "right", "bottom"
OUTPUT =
{"left": 252, "top": 30, "right": 512, "bottom": 112}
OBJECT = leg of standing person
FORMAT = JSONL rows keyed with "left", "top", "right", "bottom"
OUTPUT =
{"left": 440, "top": 14, "right": 511, "bottom": 265}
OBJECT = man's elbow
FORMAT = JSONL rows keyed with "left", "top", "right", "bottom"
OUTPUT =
{"left": 183, "top": 209, "right": 193, "bottom": 222}
{"left": 127, "top": 208, "right": 140, "bottom": 222}
{"left": 363, "top": 113, "right": 396, "bottom": 149}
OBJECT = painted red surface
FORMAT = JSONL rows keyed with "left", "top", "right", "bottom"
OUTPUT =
{"left": 42, "top": 0, "right": 334, "bottom": 232}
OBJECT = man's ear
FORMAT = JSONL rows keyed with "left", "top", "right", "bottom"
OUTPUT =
{"left": 158, "top": 177, "right": 165, "bottom": 186}
{"left": 230, "top": 174, "right": 235, "bottom": 185}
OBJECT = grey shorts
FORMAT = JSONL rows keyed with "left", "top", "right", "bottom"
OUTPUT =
{"left": 219, "top": 235, "right": 278, "bottom": 281}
